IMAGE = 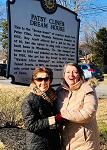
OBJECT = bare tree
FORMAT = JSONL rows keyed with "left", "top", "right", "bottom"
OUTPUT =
{"left": 57, "top": 0, "right": 96, "bottom": 13}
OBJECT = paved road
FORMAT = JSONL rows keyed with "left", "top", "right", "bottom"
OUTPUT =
{"left": 0, "top": 77, "right": 11, "bottom": 84}
{"left": 0, "top": 77, "right": 107, "bottom": 98}
{"left": 0, "top": 77, "right": 26, "bottom": 87}
{"left": 96, "top": 82, "right": 107, "bottom": 99}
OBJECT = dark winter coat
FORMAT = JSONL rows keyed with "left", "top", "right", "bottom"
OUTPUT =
{"left": 21, "top": 92, "right": 61, "bottom": 150}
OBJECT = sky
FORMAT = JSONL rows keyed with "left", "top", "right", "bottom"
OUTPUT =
{"left": 77, "top": 0, "right": 107, "bottom": 40}
{"left": 0, "top": 0, "right": 107, "bottom": 40}
{"left": 79, "top": 0, "right": 107, "bottom": 27}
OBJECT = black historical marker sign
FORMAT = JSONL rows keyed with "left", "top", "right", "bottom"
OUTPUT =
{"left": 7, "top": 0, "right": 80, "bottom": 85}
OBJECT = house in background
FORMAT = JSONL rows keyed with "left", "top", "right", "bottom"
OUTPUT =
{"left": 0, "top": 45, "right": 7, "bottom": 64}
{"left": 79, "top": 43, "right": 92, "bottom": 63}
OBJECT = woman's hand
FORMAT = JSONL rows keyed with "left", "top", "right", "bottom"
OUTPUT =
{"left": 55, "top": 113, "right": 63, "bottom": 123}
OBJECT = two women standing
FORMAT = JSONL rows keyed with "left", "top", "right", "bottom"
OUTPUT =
{"left": 22, "top": 63, "right": 100, "bottom": 150}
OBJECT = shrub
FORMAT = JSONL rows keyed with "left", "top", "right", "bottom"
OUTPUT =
{"left": 0, "top": 84, "right": 30, "bottom": 128}
{"left": 0, "top": 140, "right": 5, "bottom": 150}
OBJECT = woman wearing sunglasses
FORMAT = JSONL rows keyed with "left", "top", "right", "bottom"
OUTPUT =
{"left": 21, "top": 66, "right": 61, "bottom": 150}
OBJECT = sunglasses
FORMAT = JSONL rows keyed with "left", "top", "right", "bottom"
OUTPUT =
{"left": 35, "top": 77, "right": 49, "bottom": 82}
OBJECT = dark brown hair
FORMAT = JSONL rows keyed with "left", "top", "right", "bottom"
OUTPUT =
{"left": 32, "top": 66, "right": 53, "bottom": 83}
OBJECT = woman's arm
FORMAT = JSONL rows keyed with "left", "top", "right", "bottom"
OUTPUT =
{"left": 61, "top": 91, "right": 98, "bottom": 123}
{"left": 22, "top": 99, "right": 50, "bottom": 132}
{"left": 21, "top": 95, "right": 56, "bottom": 132}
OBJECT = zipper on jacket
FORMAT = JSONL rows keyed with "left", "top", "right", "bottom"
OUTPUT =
{"left": 83, "top": 127, "right": 87, "bottom": 141}
{"left": 66, "top": 92, "right": 72, "bottom": 108}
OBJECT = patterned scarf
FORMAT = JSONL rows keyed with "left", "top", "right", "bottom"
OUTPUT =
{"left": 30, "top": 83, "right": 57, "bottom": 104}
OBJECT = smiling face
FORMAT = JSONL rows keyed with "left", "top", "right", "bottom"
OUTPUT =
{"left": 34, "top": 72, "right": 50, "bottom": 92}
{"left": 64, "top": 65, "right": 80, "bottom": 88}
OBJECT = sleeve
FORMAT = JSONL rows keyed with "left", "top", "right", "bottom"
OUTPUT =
{"left": 21, "top": 95, "right": 50, "bottom": 133}
{"left": 61, "top": 91, "right": 98, "bottom": 123}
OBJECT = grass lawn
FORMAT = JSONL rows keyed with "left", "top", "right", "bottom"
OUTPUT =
{"left": 97, "top": 76, "right": 107, "bottom": 149}
{"left": 96, "top": 98, "right": 107, "bottom": 149}
{"left": 103, "top": 75, "right": 107, "bottom": 84}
